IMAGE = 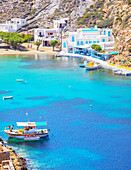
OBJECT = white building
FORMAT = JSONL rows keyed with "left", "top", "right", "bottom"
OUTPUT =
{"left": 34, "top": 18, "right": 69, "bottom": 46}
{"left": 53, "top": 18, "right": 69, "bottom": 34}
{"left": 0, "top": 18, "right": 27, "bottom": 32}
{"left": 62, "top": 26, "right": 115, "bottom": 53}
{"left": 34, "top": 28, "right": 58, "bottom": 46}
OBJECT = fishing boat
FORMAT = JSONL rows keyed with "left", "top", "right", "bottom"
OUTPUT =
{"left": 79, "top": 61, "right": 88, "bottom": 67}
{"left": 4, "top": 122, "right": 49, "bottom": 140}
{"left": 3, "top": 96, "right": 13, "bottom": 100}
{"left": 16, "top": 79, "right": 23, "bottom": 82}
{"left": 85, "top": 62, "right": 99, "bottom": 70}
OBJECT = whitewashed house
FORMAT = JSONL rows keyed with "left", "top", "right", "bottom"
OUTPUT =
{"left": 34, "top": 28, "right": 58, "bottom": 46}
{"left": 0, "top": 18, "right": 27, "bottom": 32}
{"left": 34, "top": 18, "right": 69, "bottom": 46}
{"left": 62, "top": 26, "right": 115, "bottom": 53}
{"left": 53, "top": 18, "right": 69, "bottom": 34}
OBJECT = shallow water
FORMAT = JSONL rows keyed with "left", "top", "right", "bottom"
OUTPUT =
{"left": 0, "top": 54, "right": 131, "bottom": 169}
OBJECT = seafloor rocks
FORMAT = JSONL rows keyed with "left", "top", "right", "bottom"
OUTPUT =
{"left": 5, "top": 146, "right": 27, "bottom": 170}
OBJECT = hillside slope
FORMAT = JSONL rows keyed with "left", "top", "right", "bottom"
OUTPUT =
{"left": 76, "top": 0, "right": 131, "bottom": 57}
{"left": 0, "top": 0, "right": 130, "bottom": 58}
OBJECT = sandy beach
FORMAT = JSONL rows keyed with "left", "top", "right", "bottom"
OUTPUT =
{"left": 0, "top": 43, "right": 60, "bottom": 56}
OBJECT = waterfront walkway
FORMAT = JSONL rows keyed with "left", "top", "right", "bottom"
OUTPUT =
{"left": 57, "top": 52, "right": 131, "bottom": 75}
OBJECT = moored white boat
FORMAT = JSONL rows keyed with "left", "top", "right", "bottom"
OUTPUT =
{"left": 16, "top": 79, "right": 23, "bottom": 82}
{"left": 3, "top": 96, "right": 13, "bottom": 100}
{"left": 4, "top": 122, "right": 49, "bottom": 140}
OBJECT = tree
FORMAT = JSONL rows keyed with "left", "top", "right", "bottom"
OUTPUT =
{"left": 91, "top": 44, "right": 102, "bottom": 52}
{"left": 0, "top": 31, "right": 22, "bottom": 48}
{"left": 50, "top": 40, "right": 59, "bottom": 51}
{"left": 35, "top": 41, "right": 41, "bottom": 50}
{"left": 95, "top": 45, "right": 102, "bottom": 52}
{"left": 91, "top": 44, "right": 98, "bottom": 49}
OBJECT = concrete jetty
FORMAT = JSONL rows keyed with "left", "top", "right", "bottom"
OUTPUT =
{"left": 57, "top": 52, "right": 131, "bottom": 76}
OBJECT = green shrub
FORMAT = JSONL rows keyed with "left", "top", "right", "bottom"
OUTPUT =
{"left": 128, "top": 48, "right": 131, "bottom": 52}
{"left": 50, "top": 40, "right": 59, "bottom": 51}
{"left": 100, "top": 50, "right": 105, "bottom": 53}
{"left": 35, "top": 41, "right": 41, "bottom": 50}
{"left": 97, "top": 17, "right": 114, "bottom": 28}
{"left": 91, "top": 44, "right": 98, "bottom": 49}
{"left": 90, "top": 5, "right": 94, "bottom": 9}
{"left": 95, "top": 45, "right": 102, "bottom": 51}
{"left": 30, "top": 9, "right": 37, "bottom": 15}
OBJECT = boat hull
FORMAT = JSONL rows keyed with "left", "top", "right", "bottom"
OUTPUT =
{"left": 5, "top": 131, "right": 48, "bottom": 139}
{"left": 79, "top": 64, "right": 86, "bottom": 67}
{"left": 85, "top": 65, "right": 99, "bottom": 70}
{"left": 24, "top": 137, "right": 40, "bottom": 141}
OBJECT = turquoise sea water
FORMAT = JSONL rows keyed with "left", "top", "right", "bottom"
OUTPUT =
{"left": 0, "top": 54, "right": 131, "bottom": 169}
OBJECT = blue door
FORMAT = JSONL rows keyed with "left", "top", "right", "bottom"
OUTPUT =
{"left": 81, "top": 41, "right": 83, "bottom": 45}
{"left": 72, "top": 36, "right": 75, "bottom": 42}
{"left": 63, "top": 42, "right": 66, "bottom": 48}
{"left": 77, "top": 41, "right": 79, "bottom": 46}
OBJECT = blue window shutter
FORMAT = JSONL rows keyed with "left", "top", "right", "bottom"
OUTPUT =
{"left": 77, "top": 41, "right": 79, "bottom": 46}
{"left": 93, "top": 41, "right": 96, "bottom": 43}
{"left": 86, "top": 41, "right": 88, "bottom": 44}
{"left": 63, "top": 42, "right": 66, "bottom": 48}
{"left": 102, "top": 39, "right": 105, "bottom": 42}
{"left": 97, "top": 41, "right": 99, "bottom": 43}
{"left": 89, "top": 41, "right": 92, "bottom": 44}
{"left": 103, "top": 30, "right": 106, "bottom": 35}
{"left": 72, "top": 36, "right": 75, "bottom": 42}
{"left": 81, "top": 41, "right": 83, "bottom": 45}
{"left": 108, "top": 31, "right": 110, "bottom": 37}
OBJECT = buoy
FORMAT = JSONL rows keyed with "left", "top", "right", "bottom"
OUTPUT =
{"left": 90, "top": 105, "right": 92, "bottom": 107}
{"left": 69, "top": 86, "right": 71, "bottom": 88}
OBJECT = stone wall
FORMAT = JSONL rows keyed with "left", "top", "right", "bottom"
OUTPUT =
{"left": 0, "top": 149, "right": 10, "bottom": 163}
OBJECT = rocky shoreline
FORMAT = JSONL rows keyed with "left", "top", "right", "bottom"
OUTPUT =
{"left": 0, "top": 137, "right": 28, "bottom": 170}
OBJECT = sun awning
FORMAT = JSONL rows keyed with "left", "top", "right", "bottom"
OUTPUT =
{"left": 16, "top": 122, "right": 36, "bottom": 127}
{"left": 16, "top": 122, "right": 48, "bottom": 126}
{"left": 108, "top": 51, "right": 120, "bottom": 55}
{"left": 35, "top": 122, "right": 48, "bottom": 126}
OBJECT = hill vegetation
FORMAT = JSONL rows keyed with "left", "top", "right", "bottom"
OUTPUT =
{"left": 0, "top": 0, "right": 130, "bottom": 57}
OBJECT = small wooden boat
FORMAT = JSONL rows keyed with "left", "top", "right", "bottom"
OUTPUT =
{"left": 3, "top": 96, "right": 13, "bottom": 100}
{"left": 24, "top": 136, "right": 40, "bottom": 141}
{"left": 85, "top": 64, "right": 99, "bottom": 70}
{"left": 4, "top": 122, "right": 49, "bottom": 140}
{"left": 85, "top": 62, "right": 99, "bottom": 70}
{"left": 16, "top": 79, "right": 23, "bottom": 82}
